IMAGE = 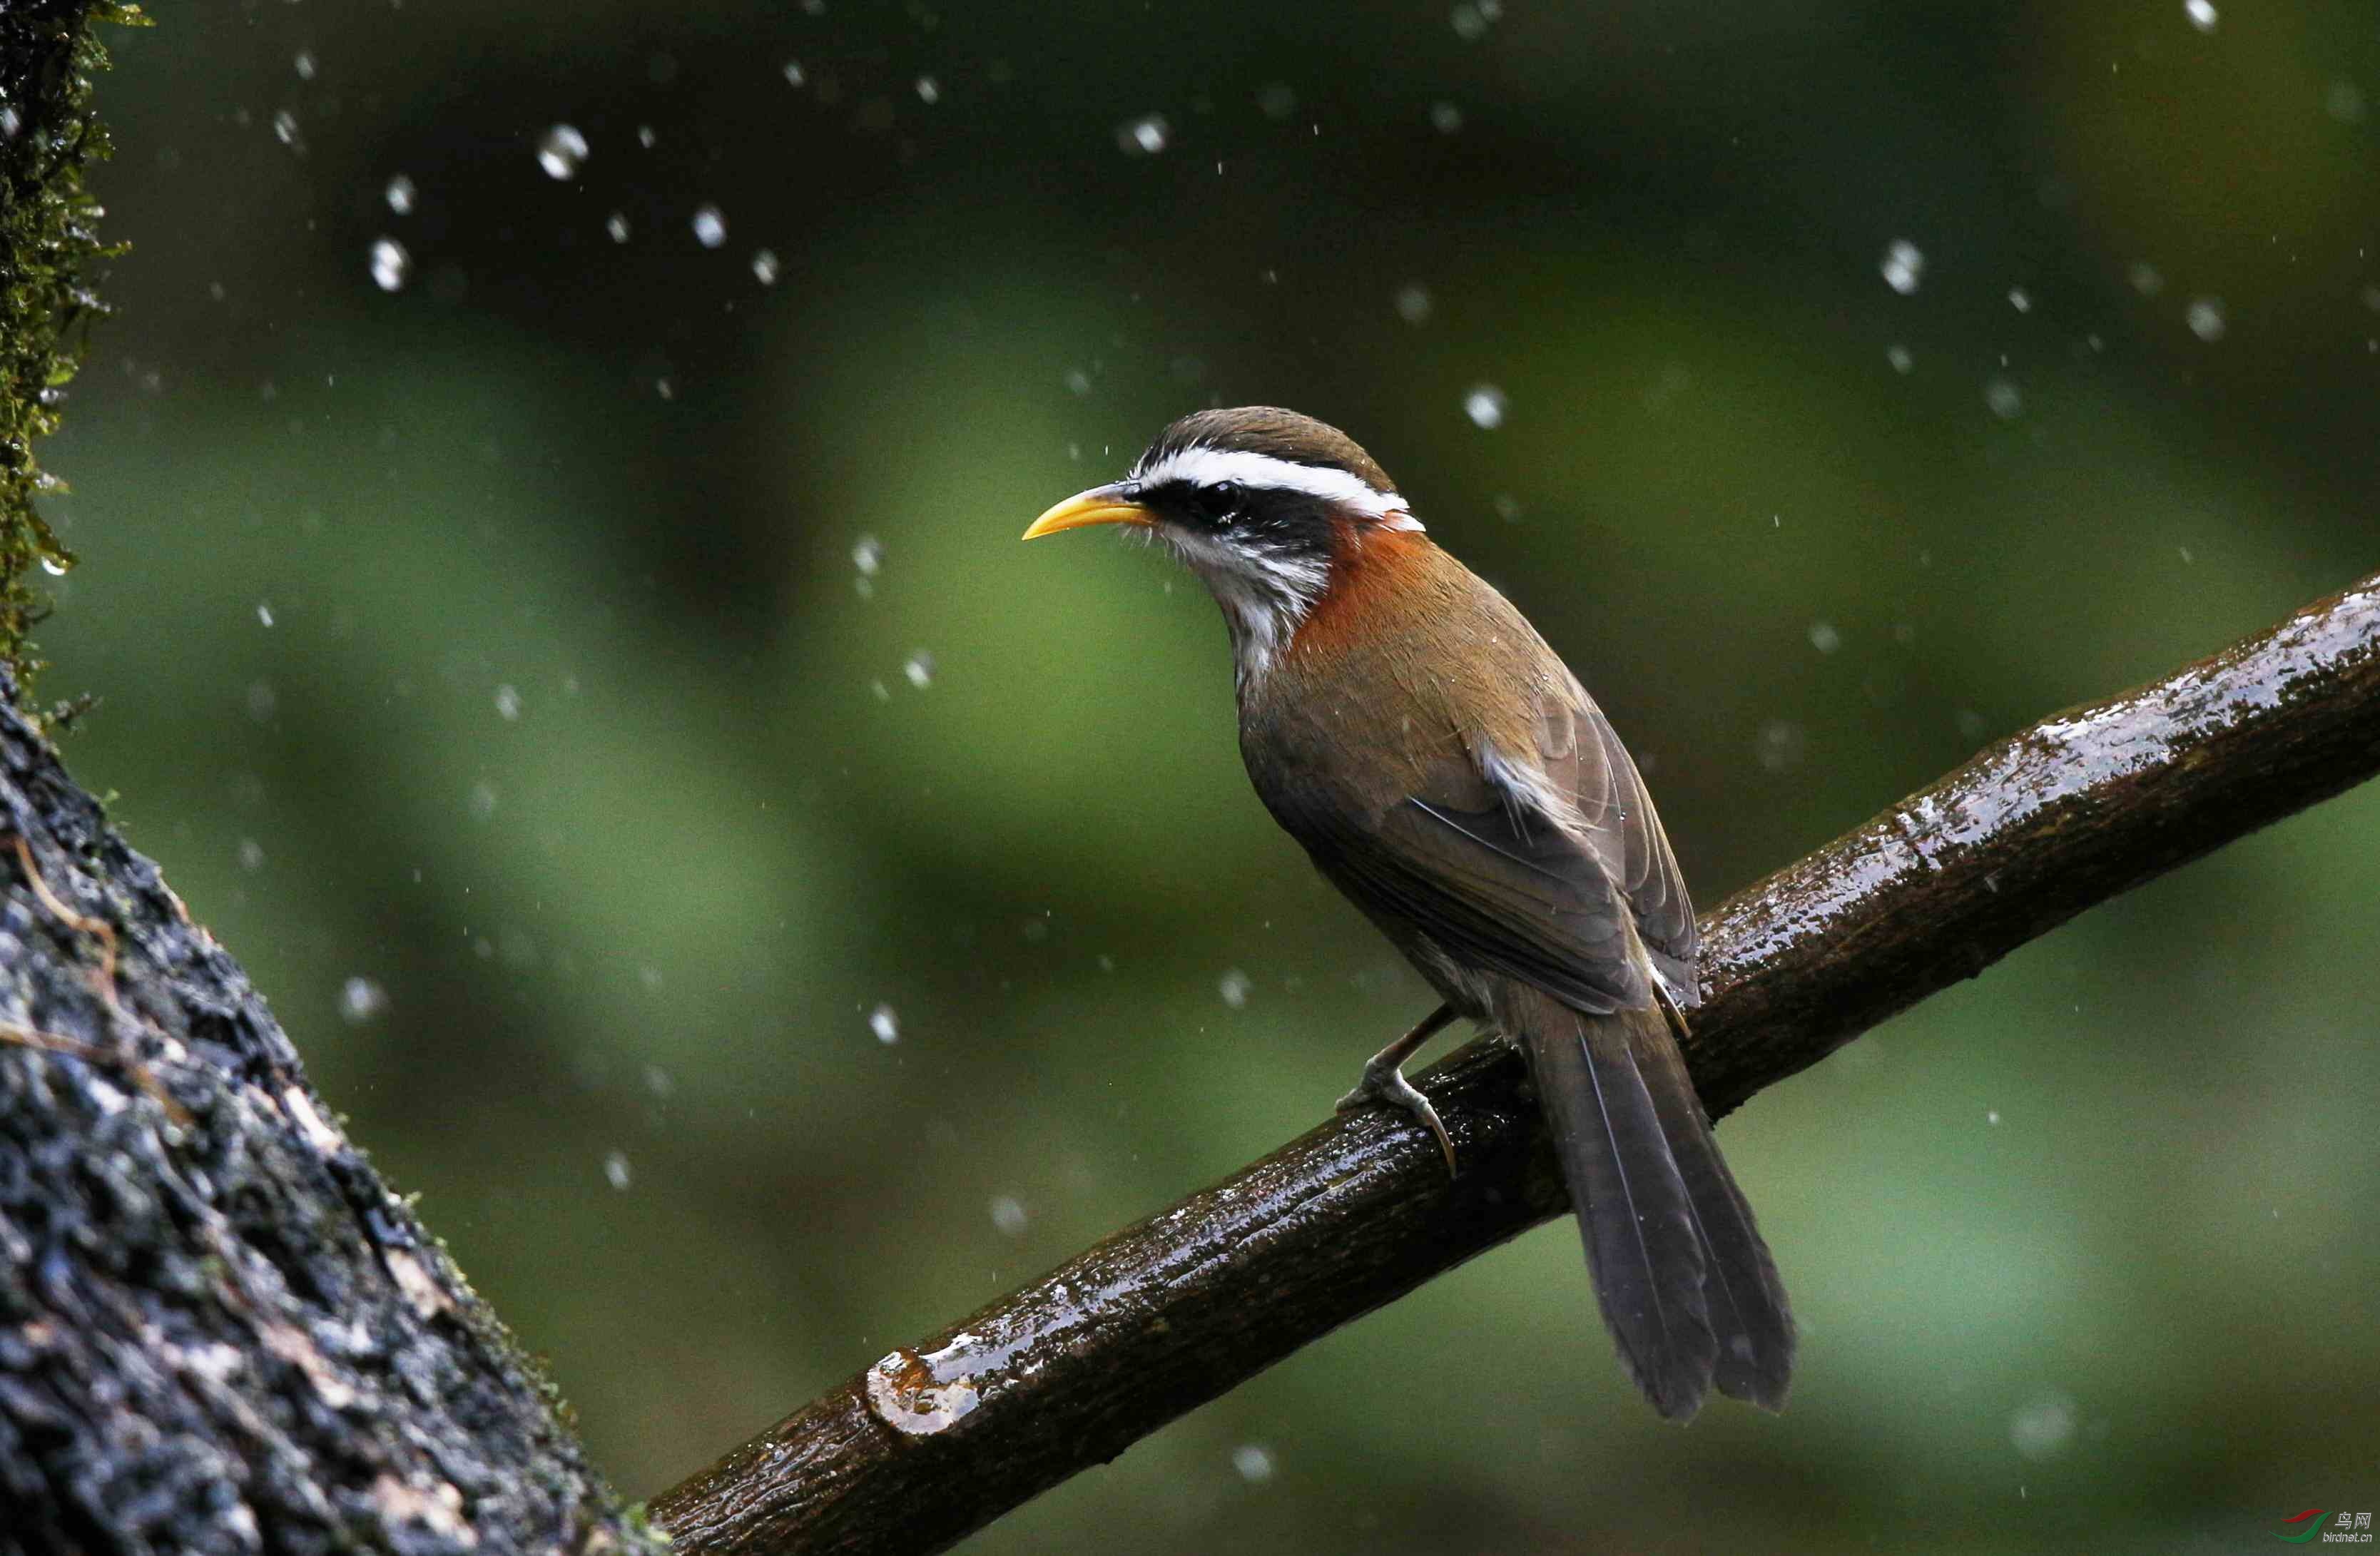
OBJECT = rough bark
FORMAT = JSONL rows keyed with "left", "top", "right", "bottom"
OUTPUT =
{"left": 0, "top": 672, "right": 674, "bottom": 1555}
{"left": 649, "top": 572, "right": 2380, "bottom": 1556}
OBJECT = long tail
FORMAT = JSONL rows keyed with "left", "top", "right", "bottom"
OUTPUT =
{"left": 1510, "top": 987, "right": 1795, "bottom": 1420}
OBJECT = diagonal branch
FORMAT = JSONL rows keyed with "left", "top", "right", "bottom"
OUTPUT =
{"left": 651, "top": 572, "right": 2380, "bottom": 1556}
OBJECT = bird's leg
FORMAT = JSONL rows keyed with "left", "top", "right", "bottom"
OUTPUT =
{"left": 1335, "top": 1003, "right": 1460, "bottom": 1176}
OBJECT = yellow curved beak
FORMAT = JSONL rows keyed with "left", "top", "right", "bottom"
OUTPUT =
{"left": 1022, "top": 482, "right": 1152, "bottom": 541}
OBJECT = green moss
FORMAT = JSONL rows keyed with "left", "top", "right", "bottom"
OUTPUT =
{"left": 0, "top": 1, "right": 146, "bottom": 700}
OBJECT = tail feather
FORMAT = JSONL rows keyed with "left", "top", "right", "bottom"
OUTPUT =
{"left": 1510, "top": 988, "right": 1794, "bottom": 1420}
{"left": 1632, "top": 1008, "right": 1796, "bottom": 1410}
{"left": 1510, "top": 987, "right": 1716, "bottom": 1420}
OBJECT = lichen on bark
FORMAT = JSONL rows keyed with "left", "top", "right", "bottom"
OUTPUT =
{"left": 0, "top": 0, "right": 146, "bottom": 698}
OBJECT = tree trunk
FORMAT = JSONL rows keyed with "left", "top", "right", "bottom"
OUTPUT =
{"left": 0, "top": 678, "right": 673, "bottom": 1553}
{"left": 0, "top": 8, "right": 668, "bottom": 1554}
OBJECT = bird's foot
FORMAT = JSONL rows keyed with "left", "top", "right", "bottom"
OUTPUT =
{"left": 1336, "top": 1059, "right": 1458, "bottom": 1178}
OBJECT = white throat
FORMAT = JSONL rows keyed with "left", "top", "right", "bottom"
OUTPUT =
{"left": 1152, "top": 524, "right": 1326, "bottom": 686}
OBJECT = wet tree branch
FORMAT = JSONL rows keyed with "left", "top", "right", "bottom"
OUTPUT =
{"left": 650, "top": 571, "right": 2380, "bottom": 1556}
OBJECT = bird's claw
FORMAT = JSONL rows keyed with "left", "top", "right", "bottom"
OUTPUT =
{"left": 1336, "top": 1060, "right": 1458, "bottom": 1178}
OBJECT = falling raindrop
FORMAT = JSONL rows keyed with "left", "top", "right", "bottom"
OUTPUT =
{"left": 692, "top": 205, "right": 728, "bottom": 248}
{"left": 2183, "top": 0, "right": 2217, "bottom": 31}
{"left": 988, "top": 1196, "right": 1028, "bottom": 1236}
{"left": 1886, "top": 345, "right": 1915, "bottom": 373}
{"left": 340, "top": 977, "right": 389, "bottom": 1024}
{"left": 2009, "top": 1392, "right": 2078, "bottom": 1460}
{"left": 293, "top": 50, "right": 317, "bottom": 81}
{"left": 1808, "top": 621, "right": 1842, "bottom": 654}
{"left": 238, "top": 838, "right": 266, "bottom": 872}
{"left": 2185, "top": 296, "right": 2226, "bottom": 341}
{"left": 853, "top": 535, "right": 884, "bottom": 576}
{"left": 902, "top": 650, "right": 936, "bottom": 688}
{"left": 605, "top": 212, "right": 631, "bottom": 243}
{"left": 272, "top": 109, "right": 303, "bottom": 151}
{"left": 1880, "top": 239, "right": 1924, "bottom": 295}
{"left": 636, "top": 125, "right": 656, "bottom": 148}
{"left": 2007, "top": 287, "right": 2032, "bottom": 313}
{"left": 2127, "top": 262, "right": 2165, "bottom": 296}
{"left": 256, "top": 601, "right": 276, "bottom": 627}
{"left": 494, "top": 685, "right": 522, "bottom": 721}
{"left": 1231, "top": 1445, "right": 1277, "bottom": 1484}
{"left": 915, "top": 76, "right": 940, "bottom": 104}
{"left": 1428, "top": 101, "right": 1464, "bottom": 133}
{"left": 868, "top": 1004, "right": 900, "bottom": 1044}
{"left": 1116, "top": 113, "right": 1171, "bottom": 156}
{"left": 1461, "top": 384, "right": 1508, "bottom": 429}
{"left": 751, "top": 248, "right": 780, "bottom": 285}
{"left": 1394, "top": 284, "right": 1433, "bottom": 324}
{"left": 783, "top": 60, "right": 806, "bottom": 87}
{"left": 1983, "top": 378, "right": 2024, "bottom": 419}
{"left": 384, "top": 174, "right": 416, "bottom": 215}
{"left": 604, "top": 1150, "right": 634, "bottom": 1191}
{"left": 1219, "top": 969, "right": 1252, "bottom": 1008}
{"left": 369, "top": 238, "right": 410, "bottom": 293}
{"left": 536, "top": 124, "right": 589, "bottom": 180}
{"left": 1756, "top": 720, "right": 1807, "bottom": 772}
{"left": 468, "top": 780, "right": 499, "bottom": 821}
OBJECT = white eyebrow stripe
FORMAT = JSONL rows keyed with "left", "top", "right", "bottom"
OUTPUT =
{"left": 1134, "top": 446, "right": 1418, "bottom": 524}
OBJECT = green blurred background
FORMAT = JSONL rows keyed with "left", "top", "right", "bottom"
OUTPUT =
{"left": 36, "top": 1, "right": 2380, "bottom": 1550}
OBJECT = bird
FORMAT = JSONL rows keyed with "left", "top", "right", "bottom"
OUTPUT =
{"left": 1022, "top": 405, "right": 1792, "bottom": 1420}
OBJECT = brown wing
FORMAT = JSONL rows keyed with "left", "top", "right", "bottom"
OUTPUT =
{"left": 1271, "top": 763, "right": 1646, "bottom": 1015}
{"left": 1534, "top": 673, "right": 1700, "bottom": 1005}
{"left": 1274, "top": 675, "right": 1692, "bottom": 1017}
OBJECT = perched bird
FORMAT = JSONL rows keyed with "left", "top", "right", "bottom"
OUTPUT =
{"left": 1024, "top": 407, "right": 1792, "bottom": 1420}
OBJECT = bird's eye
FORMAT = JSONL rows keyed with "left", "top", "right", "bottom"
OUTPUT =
{"left": 1198, "top": 481, "right": 1244, "bottom": 524}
